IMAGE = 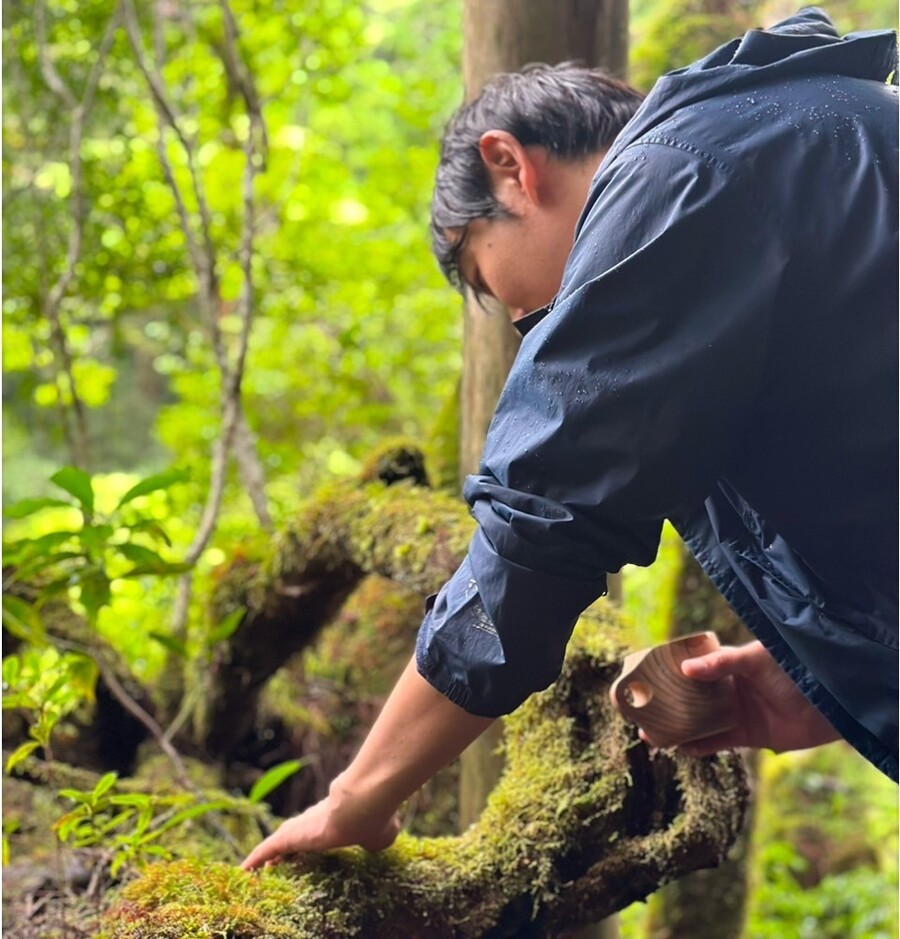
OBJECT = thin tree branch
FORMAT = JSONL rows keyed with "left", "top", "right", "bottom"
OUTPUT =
{"left": 217, "top": 0, "right": 272, "bottom": 530}
{"left": 56, "top": 637, "right": 242, "bottom": 859}
{"left": 121, "top": 0, "right": 218, "bottom": 339}
{"left": 34, "top": 0, "right": 121, "bottom": 470}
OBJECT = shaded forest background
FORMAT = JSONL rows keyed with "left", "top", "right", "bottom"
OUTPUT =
{"left": 2, "top": 0, "right": 897, "bottom": 937}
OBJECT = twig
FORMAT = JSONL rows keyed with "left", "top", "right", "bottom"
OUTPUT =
{"left": 57, "top": 638, "right": 243, "bottom": 859}
{"left": 125, "top": 0, "right": 272, "bottom": 727}
{"left": 34, "top": 0, "right": 121, "bottom": 470}
{"left": 121, "top": 0, "right": 217, "bottom": 331}
{"left": 218, "top": 0, "right": 272, "bottom": 530}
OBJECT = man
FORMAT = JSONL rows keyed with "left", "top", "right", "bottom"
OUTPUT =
{"left": 242, "top": 9, "right": 897, "bottom": 869}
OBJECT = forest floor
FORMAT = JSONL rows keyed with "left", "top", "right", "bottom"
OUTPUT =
{"left": 2, "top": 851, "right": 115, "bottom": 939}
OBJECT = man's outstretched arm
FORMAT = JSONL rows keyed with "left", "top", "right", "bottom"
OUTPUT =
{"left": 240, "top": 655, "right": 494, "bottom": 870}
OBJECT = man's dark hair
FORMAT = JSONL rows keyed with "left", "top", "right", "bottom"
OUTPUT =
{"left": 431, "top": 63, "right": 644, "bottom": 291}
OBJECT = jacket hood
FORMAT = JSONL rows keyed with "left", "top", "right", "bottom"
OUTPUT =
{"left": 608, "top": 7, "right": 898, "bottom": 160}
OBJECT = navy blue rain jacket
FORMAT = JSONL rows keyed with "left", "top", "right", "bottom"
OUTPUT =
{"left": 416, "top": 9, "right": 899, "bottom": 779}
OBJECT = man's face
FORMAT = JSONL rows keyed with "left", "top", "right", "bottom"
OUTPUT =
{"left": 456, "top": 211, "right": 572, "bottom": 321}
{"left": 450, "top": 137, "right": 602, "bottom": 321}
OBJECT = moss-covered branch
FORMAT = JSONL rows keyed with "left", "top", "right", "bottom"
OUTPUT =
{"left": 104, "top": 610, "right": 748, "bottom": 938}
{"left": 202, "top": 469, "right": 472, "bottom": 755}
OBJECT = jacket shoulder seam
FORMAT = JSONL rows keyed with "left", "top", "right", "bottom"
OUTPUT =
{"left": 622, "top": 135, "right": 732, "bottom": 174}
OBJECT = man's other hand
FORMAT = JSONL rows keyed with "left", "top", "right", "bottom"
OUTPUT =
{"left": 641, "top": 639, "right": 841, "bottom": 757}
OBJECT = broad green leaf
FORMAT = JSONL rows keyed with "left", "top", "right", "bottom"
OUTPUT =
{"left": 142, "top": 800, "right": 226, "bottom": 840}
{"left": 3, "top": 498, "right": 73, "bottom": 519}
{"left": 80, "top": 524, "right": 114, "bottom": 556}
{"left": 124, "top": 519, "right": 172, "bottom": 547}
{"left": 248, "top": 758, "right": 309, "bottom": 804}
{"left": 5, "top": 740, "right": 41, "bottom": 773}
{"left": 1, "top": 595, "right": 46, "bottom": 646}
{"left": 92, "top": 771, "right": 118, "bottom": 802}
{"left": 148, "top": 631, "right": 188, "bottom": 658}
{"left": 115, "top": 543, "right": 173, "bottom": 571}
{"left": 79, "top": 570, "right": 111, "bottom": 621}
{"left": 115, "top": 468, "right": 190, "bottom": 509}
{"left": 50, "top": 468, "right": 94, "bottom": 516}
{"left": 208, "top": 607, "right": 245, "bottom": 645}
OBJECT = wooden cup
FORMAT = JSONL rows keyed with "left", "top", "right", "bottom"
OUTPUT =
{"left": 609, "top": 632, "right": 738, "bottom": 748}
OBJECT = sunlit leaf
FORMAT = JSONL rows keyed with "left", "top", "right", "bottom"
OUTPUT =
{"left": 5, "top": 740, "right": 41, "bottom": 773}
{"left": 1, "top": 595, "right": 47, "bottom": 646}
{"left": 50, "top": 468, "right": 94, "bottom": 516}
{"left": 92, "top": 771, "right": 119, "bottom": 802}
{"left": 248, "top": 758, "right": 310, "bottom": 804}
{"left": 208, "top": 607, "right": 245, "bottom": 645}
{"left": 115, "top": 468, "right": 190, "bottom": 509}
{"left": 3, "top": 498, "right": 73, "bottom": 519}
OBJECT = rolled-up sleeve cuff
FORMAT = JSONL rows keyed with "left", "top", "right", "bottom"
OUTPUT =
{"left": 415, "top": 555, "right": 501, "bottom": 715}
{"left": 415, "top": 542, "right": 606, "bottom": 718}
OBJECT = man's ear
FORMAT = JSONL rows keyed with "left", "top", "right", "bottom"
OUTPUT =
{"left": 478, "top": 130, "right": 542, "bottom": 210}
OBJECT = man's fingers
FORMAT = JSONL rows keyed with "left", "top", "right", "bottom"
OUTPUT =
{"left": 241, "top": 836, "right": 283, "bottom": 871}
{"left": 241, "top": 819, "right": 303, "bottom": 871}
{"left": 681, "top": 647, "right": 743, "bottom": 682}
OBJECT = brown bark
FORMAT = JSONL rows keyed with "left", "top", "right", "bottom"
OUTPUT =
{"left": 457, "top": 15, "right": 629, "bottom": 939}
{"left": 646, "top": 549, "right": 756, "bottom": 939}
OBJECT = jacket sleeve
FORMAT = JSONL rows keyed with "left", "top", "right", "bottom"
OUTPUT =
{"left": 417, "top": 141, "right": 784, "bottom": 717}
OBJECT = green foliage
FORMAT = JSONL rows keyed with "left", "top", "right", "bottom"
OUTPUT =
{"left": 247, "top": 758, "right": 311, "bottom": 805}
{"left": 2, "top": 645, "right": 98, "bottom": 771}
{"left": 3, "top": 465, "right": 189, "bottom": 627}
{"left": 54, "top": 772, "right": 229, "bottom": 877}
{"left": 3, "top": 0, "right": 463, "bottom": 518}
{"left": 746, "top": 745, "right": 899, "bottom": 939}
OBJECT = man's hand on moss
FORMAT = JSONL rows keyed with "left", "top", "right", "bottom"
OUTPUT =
{"left": 240, "top": 778, "right": 401, "bottom": 870}
{"left": 240, "top": 655, "right": 494, "bottom": 870}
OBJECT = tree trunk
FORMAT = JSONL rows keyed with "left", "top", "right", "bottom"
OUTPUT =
{"left": 458, "top": 5, "right": 629, "bottom": 935}
{"left": 646, "top": 549, "right": 756, "bottom": 939}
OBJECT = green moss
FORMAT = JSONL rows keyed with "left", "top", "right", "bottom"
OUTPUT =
{"left": 424, "top": 379, "right": 461, "bottom": 493}
{"left": 103, "top": 606, "right": 748, "bottom": 938}
{"left": 98, "top": 859, "right": 304, "bottom": 939}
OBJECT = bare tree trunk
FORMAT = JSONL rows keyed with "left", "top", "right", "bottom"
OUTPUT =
{"left": 458, "top": 4, "right": 629, "bottom": 935}
{"left": 646, "top": 549, "right": 756, "bottom": 939}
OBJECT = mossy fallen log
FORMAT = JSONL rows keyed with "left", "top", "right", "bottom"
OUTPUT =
{"left": 103, "top": 611, "right": 749, "bottom": 939}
